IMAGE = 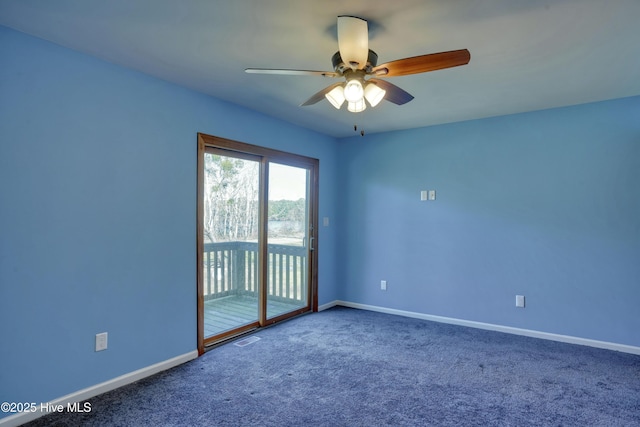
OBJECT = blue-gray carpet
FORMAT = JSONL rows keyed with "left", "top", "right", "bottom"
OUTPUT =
{"left": 24, "top": 306, "right": 640, "bottom": 426}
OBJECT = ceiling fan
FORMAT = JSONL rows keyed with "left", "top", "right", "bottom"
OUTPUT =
{"left": 245, "top": 16, "right": 470, "bottom": 113}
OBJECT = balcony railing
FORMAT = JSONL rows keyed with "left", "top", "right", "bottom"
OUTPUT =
{"left": 203, "top": 241, "right": 307, "bottom": 303}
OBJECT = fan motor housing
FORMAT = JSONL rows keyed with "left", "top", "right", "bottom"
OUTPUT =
{"left": 332, "top": 49, "right": 378, "bottom": 74}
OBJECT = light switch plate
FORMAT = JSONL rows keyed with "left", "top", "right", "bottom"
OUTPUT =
{"left": 95, "top": 332, "right": 108, "bottom": 351}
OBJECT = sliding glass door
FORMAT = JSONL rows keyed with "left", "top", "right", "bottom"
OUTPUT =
{"left": 197, "top": 134, "right": 318, "bottom": 352}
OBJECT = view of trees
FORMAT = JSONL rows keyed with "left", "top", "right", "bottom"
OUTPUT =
{"left": 204, "top": 154, "right": 259, "bottom": 243}
{"left": 268, "top": 199, "right": 306, "bottom": 222}
{"left": 203, "top": 154, "right": 306, "bottom": 243}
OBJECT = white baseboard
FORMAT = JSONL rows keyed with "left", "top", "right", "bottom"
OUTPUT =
{"left": 0, "top": 350, "right": 198, "bottom": 427}
{"left": 334, "top": 301, "right": 640, "bottom": 356}
{"left": 317, "top": 300, "right": 339, "bottom": 312}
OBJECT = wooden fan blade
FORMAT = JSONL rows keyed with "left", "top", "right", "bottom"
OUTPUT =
{"left": 368, "top": 78, "right": 414, "bottom": 105}
{"left": 301, "top": 82, "right": 344, "bottom": 106}
{"left": 372, "top": 49, "right": 470, "bottom": 77}
{"left": 245, "top": 68, "right": 339, "bottom": 78}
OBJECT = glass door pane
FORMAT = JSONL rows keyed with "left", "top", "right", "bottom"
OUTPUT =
{"left": 266, "top": 162, "right": 310, "bottom": 319}
{"left": 202, "top": 150, "right": 260, "bottom": 339}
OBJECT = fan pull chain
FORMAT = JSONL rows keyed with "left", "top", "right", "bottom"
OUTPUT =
{"left": 354, "top": 125, "right": 365, "bottom": 137}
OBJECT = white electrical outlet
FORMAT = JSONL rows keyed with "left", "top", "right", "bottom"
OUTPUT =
{"left": 515, "top": 295, "right": 525, "bottom": 308}
{"left": 95, "top": 332, "right": 108, "bottom": 352}
{"left": 381, "top": 280, "right": 387, "bottom": 291}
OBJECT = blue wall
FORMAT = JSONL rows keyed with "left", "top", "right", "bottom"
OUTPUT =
{"left": 0, "top": 25, "right": 339, "bottom": 411}
{"left": 337, "top": 96, "right": 640, "bottom": 347}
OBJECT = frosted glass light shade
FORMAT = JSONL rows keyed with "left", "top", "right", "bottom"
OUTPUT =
{"left": 325, "top": 86, "right": 346, "bottom": 109}
{"left": 364, "top": 82, "right": 386, "bottom": 107}
{"left": 343, "top": 79, "right": 364, "bottom": 103}
{"left": 337, "top": 16, "right": 369, "bottom": 69}
{"left": 347, "top": 99, "right": 366, "bottom": 113}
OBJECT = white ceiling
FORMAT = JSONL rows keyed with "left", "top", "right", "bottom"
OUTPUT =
{"left": 1, "top": 0, "right": 639, "bottom": 138}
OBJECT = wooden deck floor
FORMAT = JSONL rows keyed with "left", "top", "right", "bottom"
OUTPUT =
{"left": 204, "top": 295, "right": 304, "bottom": 337}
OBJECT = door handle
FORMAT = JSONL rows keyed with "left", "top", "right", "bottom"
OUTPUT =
{"left": 309, "top": 237, "right": 315, "bottom": 251}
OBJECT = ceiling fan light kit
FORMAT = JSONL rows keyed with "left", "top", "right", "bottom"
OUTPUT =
{"left": 246, "top": 15, "right": 470, "bottom": 114}
{"left": 348, "top": 99, "right": 367, "bottom": 113}
{"left": 325, "top": 85, "right": 346, "bottom": 109}
{"left": 363, "top": 82, "right": 385, "bottom": 107}
{"left": 343, "top": 78, "right": 364, "bottom": 102}
{"left": 324, "top": 78, "right": 385, "bottom": 111}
